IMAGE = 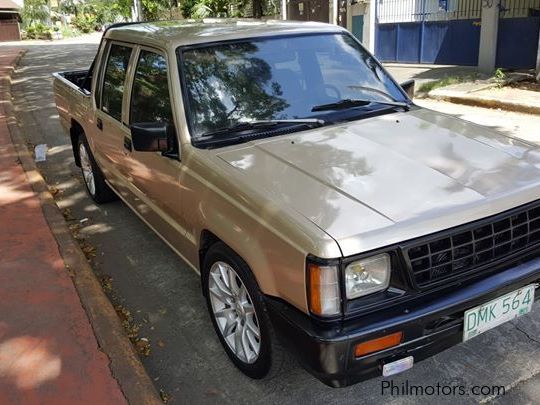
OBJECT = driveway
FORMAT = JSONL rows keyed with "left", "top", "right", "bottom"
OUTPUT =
{"left": 4, "top": 38, "right": 540, "bottom": 404}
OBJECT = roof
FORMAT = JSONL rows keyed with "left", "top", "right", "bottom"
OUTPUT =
{"left": 105, "top": 19, "right": 345, "bottom": 49}
{"left": 0, "top": 0, "right": 20, "bottom": 11}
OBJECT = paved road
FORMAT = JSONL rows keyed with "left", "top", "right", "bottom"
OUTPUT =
{"left": 4, "top": 38, "right": 540, "bottom": 405}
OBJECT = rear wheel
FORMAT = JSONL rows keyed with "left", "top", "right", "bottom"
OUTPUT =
{"left": 78, "top": 136, "right": 117, "bottom": 204}
{"left": 202, "top": 242, "right": 286, "bottom": 379}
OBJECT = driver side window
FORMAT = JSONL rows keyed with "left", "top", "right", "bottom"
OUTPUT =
{"left": 130, "top": 50, "right": 173, "bottom": 124}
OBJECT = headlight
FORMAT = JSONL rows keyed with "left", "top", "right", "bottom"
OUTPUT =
{"left": 345, "top": 253, "right": 390, "bottom": 299}
{"left": 307, "top": 263, "right": 340, "bottom": 316}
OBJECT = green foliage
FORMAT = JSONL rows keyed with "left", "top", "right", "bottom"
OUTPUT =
{"left": 493, "top": 68, "right": 507, "bottom": 88}
{"left": 58, "top": 0, "right": 78, "bottom": 15}
{"left": 418, "top": 74, "right": 479, "bottom": 93}
{"left": 190, "top": 0, "right": 230, "bottom": 18}
{"left": 180, "top": 0, "right": 275, "bottom": 18}
{"left": 72, "top": 13, "right": 99, "bottom": 33}
{"left": 61, "top": 25, "right": 82, "bottom": 38}
{"left": 181, "top": 0, "right": 197, "bottom": 18}
{"left": 22, "top": 0, "right": 49, "bottom": 27}
{"left": 142, "top": 0, "right": 163, "bottom": 20}
{"left": 25, "top": 22, "right": 53, "bottom": 39}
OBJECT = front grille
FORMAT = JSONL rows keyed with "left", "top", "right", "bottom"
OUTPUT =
{"left": 406, "top": 201, "right": 540, "bottom": 287}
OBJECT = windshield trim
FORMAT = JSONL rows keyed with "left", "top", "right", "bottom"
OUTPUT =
{"left": 176, "top": 31, "right": 410, "bottom": 148}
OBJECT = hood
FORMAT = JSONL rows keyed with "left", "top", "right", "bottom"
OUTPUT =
{"left": 217, "top": 108, "right": 540, "bottom": 256}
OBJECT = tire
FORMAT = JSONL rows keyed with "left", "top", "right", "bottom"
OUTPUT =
{"left": 77, "top": 135, "right": 117, "bottom": 204}
{"left": 202, "top": 242, "right": 286, "bottom": 379}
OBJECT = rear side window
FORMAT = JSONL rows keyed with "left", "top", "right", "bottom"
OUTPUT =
{"left": 130, "top": 50, "right": 173, "bottom": 124}
{"left": 101, "top": 44, "right": 132, "bottom": 122}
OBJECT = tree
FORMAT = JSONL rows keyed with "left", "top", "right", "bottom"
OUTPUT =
{"left": 141, "top": 0, "right": 171, "bottom": 20}
{"left": 22, "top": 0, "right": 49, "bottom": 27}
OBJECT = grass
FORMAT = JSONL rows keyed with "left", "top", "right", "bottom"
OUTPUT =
{"left": 60, "top": 26, "right": 83, "bottom": 38}
{"left": 418, "top": 73, "right": 480, "bottom": 93}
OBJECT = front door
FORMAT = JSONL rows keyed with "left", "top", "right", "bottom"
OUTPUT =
{"left": 123, "top": 47, "right": 188, "bottom": 252}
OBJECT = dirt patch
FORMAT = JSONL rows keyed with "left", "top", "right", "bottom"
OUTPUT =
{"left": 509, "top": 80, "right": 540, "bottom": 92}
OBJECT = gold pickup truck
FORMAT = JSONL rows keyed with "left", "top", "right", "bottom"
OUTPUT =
{"left": 53, "top": 20, "right": 540, "bottom": 387}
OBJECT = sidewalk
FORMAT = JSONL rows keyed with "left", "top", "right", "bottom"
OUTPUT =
{"left": 384, "top": 63, "right": 478, "bottom": 91}
{"left": 428, "top": 82, "right": 540, "bottom": 115}
{"left": 384, "top": 63, "right": 540, "bottom": 114}
{"left": 0, "top": 51, "right": 125, "bottom": 403}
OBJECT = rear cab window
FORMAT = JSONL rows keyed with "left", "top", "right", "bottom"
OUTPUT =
{"left": 101, "top": 43, "right": 133, "bottom": 122}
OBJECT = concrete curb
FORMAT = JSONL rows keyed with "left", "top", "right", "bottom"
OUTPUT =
{"left": 2, "top": 51, "right": 162, "bottom": 405}
{"left": 428, "top": 91, "right": 540, "bottom": 115}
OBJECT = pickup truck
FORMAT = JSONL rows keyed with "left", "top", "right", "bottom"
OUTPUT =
{"left": 53, "top": 20, "right": 540, "bottom": 387}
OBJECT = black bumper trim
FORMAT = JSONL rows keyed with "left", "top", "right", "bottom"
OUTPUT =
{"left": 266, "top": 256, "right": 540, "bottom": 387}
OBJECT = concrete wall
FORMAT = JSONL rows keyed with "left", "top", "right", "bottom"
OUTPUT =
{"left": 346, "top": 1, "right": 375, "bottom": 52}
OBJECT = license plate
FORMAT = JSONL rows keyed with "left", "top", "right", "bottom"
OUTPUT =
{"left": 463, "top": 284, "right": 535, "bottom": 341}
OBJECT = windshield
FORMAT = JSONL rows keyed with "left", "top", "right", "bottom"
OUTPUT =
{"left": 179, "top": 33, "right": 407, "bottom": 140}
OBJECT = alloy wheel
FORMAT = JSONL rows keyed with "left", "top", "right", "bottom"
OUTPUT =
{"left": 79, "top": 142, "right": 96, "bottom": 196}
{"left": 208, "top": 261, "right": 261, "bottom": 364}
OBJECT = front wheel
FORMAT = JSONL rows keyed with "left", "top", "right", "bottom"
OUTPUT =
{"left": 202, "top": 242, "right": 286, "bottom": 379}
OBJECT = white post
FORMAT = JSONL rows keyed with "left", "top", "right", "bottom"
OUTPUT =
{"left": 332, "top": 0, "right": 338, "bottom": 24}
{"left": 368, "top": 0, "right": 376, "bottom": 52}
{"left": 536, "top": 27, "right": 540, "bottom": 81}
{"left": 478, "top": 0, "right": 500, "bottom": 73}
{"left": 281, "top": 0, "right": 287, "bottom": 20}
{"left": 132, "top": 0, "right": 143, "bottom": 22}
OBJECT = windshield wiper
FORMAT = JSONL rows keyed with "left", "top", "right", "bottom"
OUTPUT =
{"left": 200, "top": 118, "right": 325, "bottom": 138}
{"left": 311, "top": 99, "right": 410, "bottom": 112}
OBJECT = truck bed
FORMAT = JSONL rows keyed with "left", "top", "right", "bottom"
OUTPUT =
{"left": 52, "top": 69, "right": 93, "bottom": 137}
{"left": 55, "top": 70, "right": 92, "bottom": 93}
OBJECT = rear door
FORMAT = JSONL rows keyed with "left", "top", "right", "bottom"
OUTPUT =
{"left": 93, "top": 41, "right": 135, "bottom": 195}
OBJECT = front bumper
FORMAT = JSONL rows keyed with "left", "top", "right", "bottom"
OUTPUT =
{"left": 266, "top": 256, "right": 540, "bottom": 388}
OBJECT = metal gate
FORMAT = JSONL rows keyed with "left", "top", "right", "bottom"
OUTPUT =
{"left": 288, "top": 0, "right": 329, "bottom": 23}
{"left": 375, "top": 0, "right": 482, "bottom": 65}
{"left": 496, "top": 0, "right": 540, "bottom": 69}
{"left": 287, "top": 0, "right": 348, "bottom": 27}
{"left": 375, "top": 0, "right": 540, "bottom": 68}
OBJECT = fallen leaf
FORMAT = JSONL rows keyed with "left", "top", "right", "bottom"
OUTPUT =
{"left": 99, "top": 275, "right": 113, "bottom": 292}
{"left": 135, "top": 339, "right": 151, "bottom": 356}
{"left": 62, "top": 208, "right": 75, "bottom": 221}
{"left": 159, "top": 389, "right": 170, "bottom": 403}
{"left": 49, "top": 186, "right": 60, "bottom": 197}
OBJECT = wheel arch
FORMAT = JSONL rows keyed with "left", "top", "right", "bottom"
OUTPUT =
{"left": 198, "top": 229, "right": 272, "bottom": 299}
{"left": 70, "top": 118, "right": 85, "bottom": 167}
{"left": 199, "top": 229, "right": 221, "bottom": 274}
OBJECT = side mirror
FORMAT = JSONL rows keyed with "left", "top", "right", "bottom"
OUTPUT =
{"left": 400, "top": 79, "right": 415, "bottom": 99}
{"left": 131, "top": 122, "right": 170, "bottom": 153}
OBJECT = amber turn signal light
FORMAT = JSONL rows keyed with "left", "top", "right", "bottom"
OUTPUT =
{"left": 307, "top": 263, "right": 340, "bottom": 316}
{"left": 354, "top": 331, "right": 403, "bottom": 357}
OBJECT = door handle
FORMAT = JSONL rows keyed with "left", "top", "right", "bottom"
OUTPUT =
{"left": 123, "top": 136, "right": 132, "bottom": 152}
{"left": 96, "top": 117, "right": 103, "bottom": 130}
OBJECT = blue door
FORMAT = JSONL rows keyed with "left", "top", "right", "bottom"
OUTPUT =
{"left": 352, "top": 15, "right": 364, "bottom": 43}
{"left": 374, "top": 0, "right": 482, "bottom": 65}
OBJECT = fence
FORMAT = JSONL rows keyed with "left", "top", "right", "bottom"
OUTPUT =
{"left": 377, "top": 0, "right": 540, "bottom": 23}
{"left": 0, "top": 21, "right": 20, "bottom": 42}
